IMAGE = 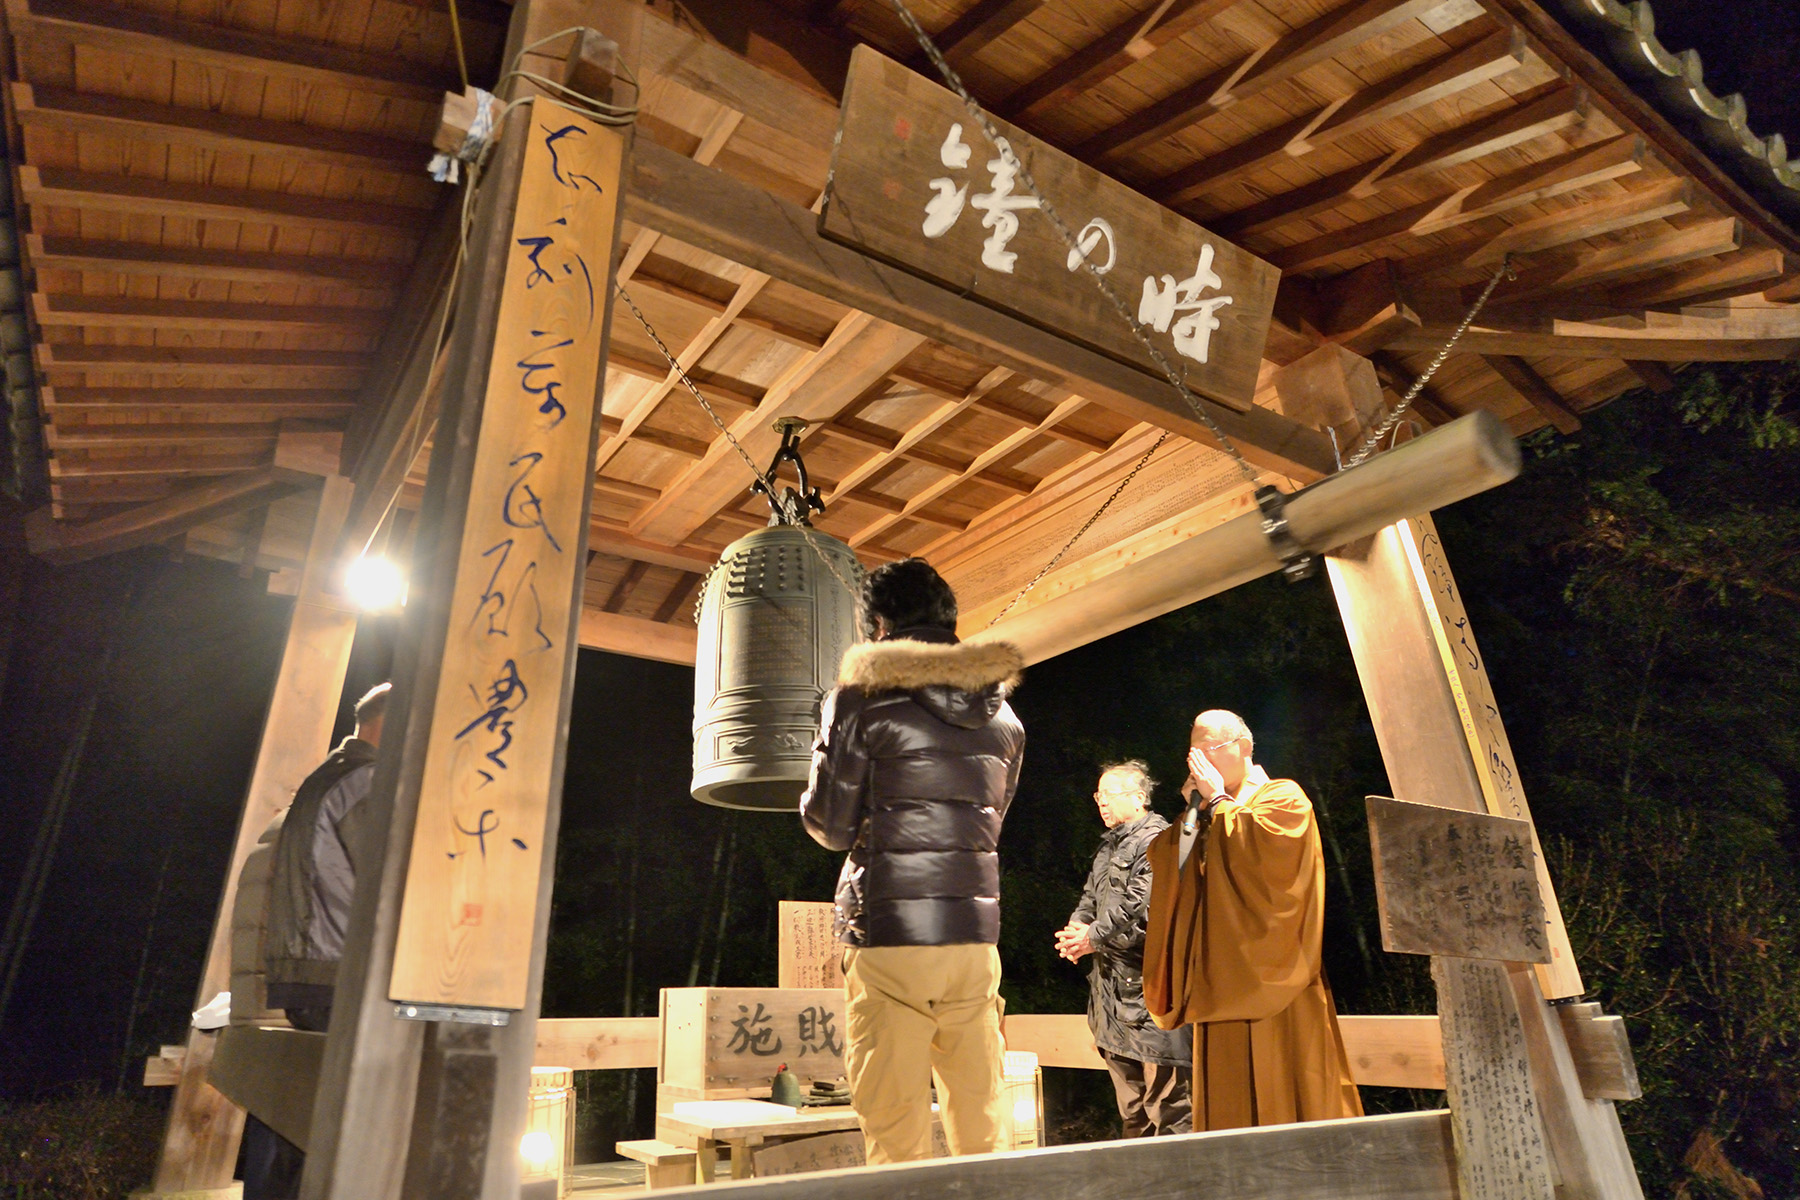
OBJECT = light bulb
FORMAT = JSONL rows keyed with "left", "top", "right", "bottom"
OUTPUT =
{"left": 519, "top": 1129, "right": 555, "bottom": 1174}
{"left": 345, "top": 555, "right": 407, "bottom": 611}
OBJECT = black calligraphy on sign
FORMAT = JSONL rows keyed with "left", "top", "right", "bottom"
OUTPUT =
{"left": 796, "top": 1006, "right": 843, "bottom": 1057}
{"left": 456, "top": 659, "right": 529, "bottom": 785}
{"left": 727, "top": 1004, "right": 784, "bottom": 1057}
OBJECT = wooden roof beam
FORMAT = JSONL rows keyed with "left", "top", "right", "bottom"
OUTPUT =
{"left": 577, "top": 608, "right": 698, "bottom": 665}
{"left": 31, "top": 293, "right": 381, "bottom": 334}
{"left": 16, "top": 0, "right": 456, "bottom": 100}
{"left": 45, "top": 422, "right": 283, "bottom": 449}
{"left": 597, "top": 267, "right": 775, "bottom": 476}
{"left": 48, "top": 450, "right": 271, "bottom": 479}
{"left": 25, "top": 466, "right": 305, "bottom": 564}
{"left": 651, "top": 572, "right": 703, "bottom": 623}
{"left": 586, "top": 518, "right": 722, "bottom": 572}
{"left": 600, "top": 559, "right": 651, "bottom": 613}
{"left": 822, "top": 366, "right": 1013, "bottom": 506}
{"left": 1480, "top": 354, "right": 1581, "bottom": 434}
{"left": 1075, "top": 0, "right": 1445, "bottom": 162}
{"left": 1609, "top": 247, "right": 1787, "bottom": 310}
{"left": 26, "top": 235, "right": 401, "bottom": 290}
{"left": 823, "top": 417, "right": 1033, "bottom": 494}
{"left": 912, "top": 0, "right": 1044, "bottom": 69}
{"left": 1622, "top": 361, "right": 1677, "bottom": 393}
{"left": 19, "top": 166, "right": 427, "bottom": 236}
{"left": 42, "top": 387, "right": 357, "bottom": 419}
{"left": 38, "top": 344, "right": 370, "bottom": 383}
{"left": 1153, "top": 25, "right": 1525, "bottom": 205}
{"left": 1394, "top": 177, "right": 1693, "bottom": 282}
{"left": 1265, "top": 133, "right": 1642, "bottom": 274}
{"left": 1232, "top": 86, "right": 1590, "bottom": 247}
{"left": 998, "top": 0, "right": 1244, "bottom": 117}
{"left": 11, "top": 83, "right": 428, "bottom": 174}
{"left": 624, "top": 140, "right": 1336, "bottom": 480}
{"left": 1387, "top": 309, "right": 1800, "bottom": 360}
{"left": 851, "top": 391, "right": 1089, "bottom": 549}
{"left": 1500, "top": 216, "right": 1742, "bottom": 298}
{"left": 1370, "top": 353, "right": 1459, "bottom": 427}
{"left": 632, "top": 314, "right": 927, "bottom": 544}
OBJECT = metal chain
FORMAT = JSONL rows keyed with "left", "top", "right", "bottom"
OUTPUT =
{"left": 1342, "top": 254, "right": 1515, "bottom": 469}
{"left": 615, "top": 281, "right": 865, "bottom": 601}
{"left": 882, "top": 0, "right": 1263, "bottom": 491}
{"left": 985, "top": 430, "right": 1169, "bottom": 627}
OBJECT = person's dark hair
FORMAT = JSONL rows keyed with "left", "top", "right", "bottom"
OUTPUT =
{"left": 1100, "top": 759, "right": 1156, "bottom": 802}
{"left": 354, "top": 682, "right": 392, "bottom": 728}
{"left": 860, "top": 558, "right": 958, "bottom": 638}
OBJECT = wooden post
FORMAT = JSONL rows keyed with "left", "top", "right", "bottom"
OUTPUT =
{"left": 1328, "top": 516, "right": 1643, "bottom": 1200}
{"left": 141, "top": 475, "right": 358, "bottom": 1198}
{"left": 299, "top": 1, "right": 634, "bottom": 1193}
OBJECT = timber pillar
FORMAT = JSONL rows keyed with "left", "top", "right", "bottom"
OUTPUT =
{"left": 298, "top": 1, "right": 635, "bottom": 1195}
{"left": 142, "top": 474, "right": 359, "bottom": 1198}
{"left": 1329, "top": 515, "right": 1643, "bottom": 1200}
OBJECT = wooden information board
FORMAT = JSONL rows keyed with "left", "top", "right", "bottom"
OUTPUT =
{"left": 822, "top": 45, "right": 1278, "bottom": 413}
{"left": 777, "top": 901, "right": 844, "bottom": 989}
{"left": 1434, "top": 958, "right": 1557, "bottom": 1200}
{"left": 390, "top": 102, "right": 625, "bottom": 1010}
{"left": 1366, "top": 794, "right": 1550, "bottom": 963}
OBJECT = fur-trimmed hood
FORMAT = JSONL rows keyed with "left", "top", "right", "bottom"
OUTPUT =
{"left": 838, "top": 635, "right": 1023, "bottom": 730}
{"left": 838, "top": 636, "right": 1024, "bottom": 693}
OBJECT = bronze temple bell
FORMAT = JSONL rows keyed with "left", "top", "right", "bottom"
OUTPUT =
{"left": 692, "top": 420, "right": 864, "bottom": 810}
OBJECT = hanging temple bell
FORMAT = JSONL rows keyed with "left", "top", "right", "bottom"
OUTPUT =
{"left": 692, "top": 419, "right": 866, "bottom": 810}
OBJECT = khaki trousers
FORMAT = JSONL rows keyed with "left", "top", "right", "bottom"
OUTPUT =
{"left": 843, "top": 944, "right": 1005, "bottom": 1164}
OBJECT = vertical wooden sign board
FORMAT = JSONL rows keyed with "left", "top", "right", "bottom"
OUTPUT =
{"left": 822, "top": 45, "right": 1279, "bottom": 413}
{"left": 1396, "top": 514, "right": 1583, "bottom": 999}
{"left": 1434, "top": 958, "right": 1557, "bottom": 1200}
{"left": 777, "top": 901, "right": 844, "bottom": 989}
{"left": 390, "top": 101, "right": 625, "bottom": 1011}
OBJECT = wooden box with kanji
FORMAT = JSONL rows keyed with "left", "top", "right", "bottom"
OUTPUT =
{"left": 658, "top": 987, "right": 846, "bottom": 1100}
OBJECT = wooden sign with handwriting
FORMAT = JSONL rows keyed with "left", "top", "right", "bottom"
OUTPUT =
{"left": 390, "top": 102, "right": 625, "bottom": 1010}
{"left": 777, "top": 901, "right": 843, "bottom": 990}
{"left": 1366, "top": 794, "right": 1550, "bottom": 963}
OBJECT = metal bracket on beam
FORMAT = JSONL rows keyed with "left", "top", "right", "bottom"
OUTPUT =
{"left": 394, "top": 1004, "right": 513, "bottom": 1026}
{"left": 1256, "top": 485, "right": 1316, "bottom": 582}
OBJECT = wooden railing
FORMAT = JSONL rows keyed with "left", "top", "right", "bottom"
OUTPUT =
{"left": 527, "top": 1013, "right": 1447, "bottom": 1090}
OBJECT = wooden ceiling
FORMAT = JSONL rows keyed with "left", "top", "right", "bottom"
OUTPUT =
{"left": 6, "top": 0, "right": 1798, "bottom": 663}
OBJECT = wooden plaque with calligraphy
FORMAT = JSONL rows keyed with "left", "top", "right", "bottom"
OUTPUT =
{"left": 389, "top": 102, "right": 625, "bottom": 1010}
{"left": 821, "top": 45, "right": 1278, "bottom": 414}
{"left": 661, "top": 987, "right": 847, "bottom": 1098}
{"left": 1366, "top": 794, "right": 1551, "bottom": 963}
{"left": 777, "top": 901, "right": 843, "bottom": 990}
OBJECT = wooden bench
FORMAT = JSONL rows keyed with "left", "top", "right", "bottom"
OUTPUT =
{"left": 616, "top": 1138, "right": 702, "bottom": 1190}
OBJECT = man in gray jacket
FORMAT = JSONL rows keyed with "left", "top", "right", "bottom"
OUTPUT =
{"left": 1056, "top": 760, "right": 1193, "bottom": 1137}
{"left": 244, "top": 682, "right": 388, "bottom": 1199}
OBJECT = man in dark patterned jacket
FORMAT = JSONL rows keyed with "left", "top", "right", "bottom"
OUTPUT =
{"left": 1057, "top": 760, "right": 1193, "bottom": 1136}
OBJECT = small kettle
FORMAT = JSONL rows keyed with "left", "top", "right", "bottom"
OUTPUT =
{"left": 770, "top": 1063, "right": 803, "bottom": 1108}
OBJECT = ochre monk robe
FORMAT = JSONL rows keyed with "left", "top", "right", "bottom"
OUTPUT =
{"left": 1143, "top": 711, "right": 1362, "bottom": 1131}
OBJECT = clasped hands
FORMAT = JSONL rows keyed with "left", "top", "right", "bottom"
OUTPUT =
{"left": 1054, "top": 920, "right": 1094, "bottom": 962}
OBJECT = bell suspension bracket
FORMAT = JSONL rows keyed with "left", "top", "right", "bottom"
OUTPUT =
{"left": 753, "top": 417, "right": 827, "bottom": 526}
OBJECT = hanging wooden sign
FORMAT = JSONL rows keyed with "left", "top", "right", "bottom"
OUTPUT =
{"left": 821, "top": 45, "right": 1279, "bottom": 414}
{"left": 1366, "top": 794, "right": 1551, "bottom": 963}
{"left": 389, "top": 101, "right": 626, "bottom": 1011}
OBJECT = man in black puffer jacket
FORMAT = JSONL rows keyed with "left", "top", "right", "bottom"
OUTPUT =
{"left": 801, "top": 557, "right": 1025, "bottom": 1164}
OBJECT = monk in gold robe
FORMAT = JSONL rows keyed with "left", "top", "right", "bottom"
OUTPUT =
{"left": 1142, "top": 709, "right": 1363, "bottom": 1130}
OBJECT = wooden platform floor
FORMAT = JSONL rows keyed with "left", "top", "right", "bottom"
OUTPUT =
{"left": 567, "top": 1156, "right": 735, "bottom": 1195}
